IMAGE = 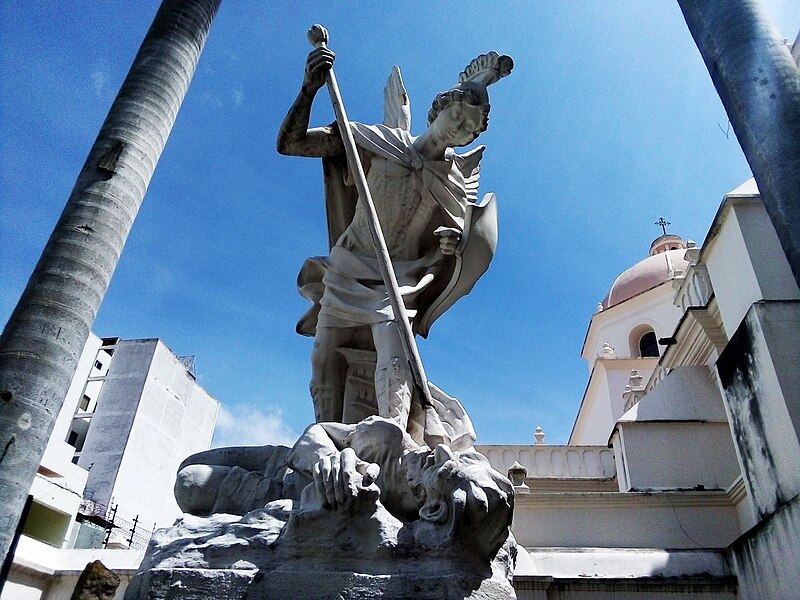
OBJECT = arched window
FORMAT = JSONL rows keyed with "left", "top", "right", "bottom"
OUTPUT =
{"left": 638, "top": 331, "right": 659, "bottom": 357}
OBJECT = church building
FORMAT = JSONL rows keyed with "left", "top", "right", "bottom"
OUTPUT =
{"left": 479, "top": 177, "right": 800, "bottom": 599}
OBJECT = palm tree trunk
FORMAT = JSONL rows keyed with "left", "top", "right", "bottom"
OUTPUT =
{"left": 0, "top": 0, "right": 220, "bottom": 561}
{"left": 678, "top": 0, "right": 800, "bottom": 286}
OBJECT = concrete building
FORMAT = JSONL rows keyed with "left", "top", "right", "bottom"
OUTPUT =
{"left": 479, "top": 178, "right": 800, "bottom": 599}
{"left": 3, "top": 335, "right": 219, "bottom": 600}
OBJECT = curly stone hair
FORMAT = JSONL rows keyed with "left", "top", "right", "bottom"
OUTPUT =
{"left": 427, "top": 86, "right": 490, "bottom": 133}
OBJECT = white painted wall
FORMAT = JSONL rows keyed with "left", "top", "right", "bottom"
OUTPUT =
{"left": 49, "top": 333, "right": 101, "bottom": 451}
{"left": 704, "top": 196, "right": 800, "bottom": 339}
{"left": 8, "top": 336, "right": 219, "bottom": 600}
{"left": 512, "top": 490, "right": 742, "bottom": 549}
{"left": 716, "top": 302, "right": 800, "bottom": 519}
{"left": 110, "top": 340, "right": 218, "bottom": 529}
{"left": 583, "top": 284, "right": 683, "bottom": 366}
{"left": 616, "top": 423, "right": 740, "bottom": 491}
{"left": 610, "top": 366, "right": 742, "bottom": 493}
{"left": 521, "top": 547, "right": 730, "bottom": 579}
{"left": 78, "top": 340, "right": 155, "bottom": 508}
{"left": 728, "top": 495, "right": 800, "bottom": 600}
{"left": 71, "top": 337, "right": 218, "bottom": 530}
{"left": 570, "top": 358, "right": 658, "bottom": 445}
{"left": 2, "top": 536, "right": 143, "bottom": 600}
{"left": 572, "top": 281, "right": 684, "bottom": 446}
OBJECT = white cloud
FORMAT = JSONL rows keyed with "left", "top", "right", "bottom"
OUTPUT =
{"left": 92, "top": 68, "right": 106, "bottom": 97}
{"left": 232, "top": 85, "right": 244, "bottom": 106}
{"left": 212, "top": 403, "right": 298, "bottom": 449}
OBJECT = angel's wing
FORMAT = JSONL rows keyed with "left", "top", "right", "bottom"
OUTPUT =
{"left": 383, "top": 66, "right": 411, "bottom": 131}
{"left": 454, "top": 145, "right": 485, "bottom": 204}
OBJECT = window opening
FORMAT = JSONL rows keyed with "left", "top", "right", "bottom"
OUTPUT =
{"left": 639, "top": 331, "right": 659, "bottom": 357}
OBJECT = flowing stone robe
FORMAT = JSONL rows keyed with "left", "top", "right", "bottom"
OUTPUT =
{"left": 297, "top": 122, "right": 490, "bottom": 339}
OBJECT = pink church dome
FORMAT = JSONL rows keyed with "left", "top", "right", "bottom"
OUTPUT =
{"left": 602, "top": 235, "right": 689, "bottom": 310}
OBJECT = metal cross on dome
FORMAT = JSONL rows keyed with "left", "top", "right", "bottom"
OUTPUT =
{"left": 655, "top": 217, "right": 671, "bottom": 235}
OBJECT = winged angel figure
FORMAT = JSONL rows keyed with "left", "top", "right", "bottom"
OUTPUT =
{"left": 277, "top": 49, "right": 513, "bottom": 447}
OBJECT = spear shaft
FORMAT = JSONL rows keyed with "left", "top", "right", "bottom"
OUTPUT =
{"left": 307, "top": 25, "right": 449, "bottom": 447}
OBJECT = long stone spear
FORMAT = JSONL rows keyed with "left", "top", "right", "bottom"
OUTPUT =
{"left": 307, "top": 25, "right": 450, "bottom": 448}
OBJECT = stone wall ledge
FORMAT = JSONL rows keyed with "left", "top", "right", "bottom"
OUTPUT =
{"left": 514, "top": 488, "right": 735, "bottom": 508}
{"left": 514, "top": 575, "right": 737, "bottom": 599}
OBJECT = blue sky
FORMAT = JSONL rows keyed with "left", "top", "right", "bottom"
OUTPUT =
{"left": 2, "top": 2, "right": 798, "bottom": 447}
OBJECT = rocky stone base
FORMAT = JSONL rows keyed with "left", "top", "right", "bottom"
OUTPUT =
{"left": 123, "top": 497, "right": 517, "bottom": 600}
{"left": 130, "top": 566, "right": 516, "bottom": 600}
{"left": 125, "top": 420, "right": 518, "bottom": 600}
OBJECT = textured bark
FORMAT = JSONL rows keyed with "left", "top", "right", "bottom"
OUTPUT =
{"left": 678, "top": 0, "right": 800, "bottom": 286}
{"left": 0, "top": 0, "right": 220, "bottom": 562}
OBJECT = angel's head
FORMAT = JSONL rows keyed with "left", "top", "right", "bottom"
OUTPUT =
{"left": 425, "top": 52, "right": 512, "bottom": 148}
{"left": 426, "top": 85, "right": 489, "bottom": 147}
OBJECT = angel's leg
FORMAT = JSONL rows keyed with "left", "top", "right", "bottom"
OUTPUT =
{"left": 371, "top": 320, "right": 412, "bottom": 431}
{"left": 310, "top": 325, "right": 354, "bottom": 423}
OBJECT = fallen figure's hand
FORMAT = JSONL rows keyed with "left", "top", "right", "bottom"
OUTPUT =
{"left": 312, "top": 447, "right": 380, "bottom": 509}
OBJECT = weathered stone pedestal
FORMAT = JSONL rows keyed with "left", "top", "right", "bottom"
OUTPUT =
{"left": 133, "top": 565, "right": 515, "bottom": 600}
{"left": 125, "top": 486, "right": 516, "bottom": 600}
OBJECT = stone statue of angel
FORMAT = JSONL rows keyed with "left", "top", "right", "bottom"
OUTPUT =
{"left": 277, "top": 48, "right": 513, "bottom": 446}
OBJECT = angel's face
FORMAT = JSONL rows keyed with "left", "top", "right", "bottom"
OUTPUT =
{"left": 430, "top": 101, "right": 486, "bottom": 148}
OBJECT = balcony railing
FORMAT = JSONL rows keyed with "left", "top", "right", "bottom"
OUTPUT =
{"left": 476, "top": 445, "right": 616, "bottom": 480}
{"left": 77, "top": 497, "right": 153, "bottom": 550}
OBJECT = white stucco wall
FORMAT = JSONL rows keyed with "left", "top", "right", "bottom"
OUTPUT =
{"left": 111, "top": 340, "right": 218, "bottom": 529}
{"left": 570, "top": 365, "right": 613, "bottom": 445}
{"left": 570, "top": 358, "right": 658, "bottom": 445}
{"left": 572, "top": 282, "right": 684, "bottom": 446}
{"left": 610, "top": 366, "right": 742, "bottom": 493}
{"left": 49, "top": 333, "right": 102, "bottom": 449}
{"left": 704, "top": 196, "right": 800, "bottom": 339}
{"left": 512, "top": 490, "right": 741, "bottom": 549}
{"left": 616, "top": 423, "right": 740, "bottom": 492}
{"left": 716, "top": 301, "right": 800, "bottom": 520}
{"left": 78, "top": 340, "right": 156, "bottom": 508}
{"left": 520, "top": 547, "right": 731, "bottom": 580}
{"left": 728, "top": 494, "right": 800, "bottom": 600}
{"left": 583, "top": 284, "right": 683, "bottom": 366}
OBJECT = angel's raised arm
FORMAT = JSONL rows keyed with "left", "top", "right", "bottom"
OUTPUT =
{"left": 276, "top": 48, "right": 344, "bottom": 158}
